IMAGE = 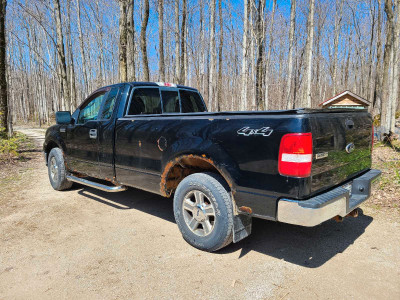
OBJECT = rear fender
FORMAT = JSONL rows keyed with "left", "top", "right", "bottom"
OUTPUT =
{"left": 160, "top": 137, "right": 240, "bottom": 197}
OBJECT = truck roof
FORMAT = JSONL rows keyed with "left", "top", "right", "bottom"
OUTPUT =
{"left": 127, "top": 81, "right": 198, "bottom": 91}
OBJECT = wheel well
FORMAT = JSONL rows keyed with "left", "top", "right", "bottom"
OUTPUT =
{"left": 45, "top": 141, "right": 59, "bottom": 155}
{"left": 44, "top": 141, "right": 60, "bottom": 165}
{"left": 160, "top": 154, "right": 233, "bottom": 197}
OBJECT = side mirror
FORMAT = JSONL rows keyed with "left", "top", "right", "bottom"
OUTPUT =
{"left": 55, "top": 111, "right": 72, "bottom": 125}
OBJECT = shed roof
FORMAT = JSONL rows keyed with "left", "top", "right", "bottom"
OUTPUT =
{"left": 319, "top": 90, "right": 370, "bottom": 107}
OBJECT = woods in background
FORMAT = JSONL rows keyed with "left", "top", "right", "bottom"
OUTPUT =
{"left": 1, "top": 0, "right": 400, "bottom": 136}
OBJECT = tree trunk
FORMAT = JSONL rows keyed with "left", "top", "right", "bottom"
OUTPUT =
{"left": 209, "top": 0, "right": 216, "bottom": 111}
{"left": 0, "top": 0, "right": 7, "bottom": 135}
{"left": 174, "top": 0, "right": 180, "bottom": 83}
{"left": 66, "top": 0, "right": 77, "bottom": 108}
{"left": 389, "top": 0, "right": 400, "bottom": 132}
{"left": 240, "top": 0, "right": 250, "bottom": 111}
{"left": 127, "top": 0, "right": 136, "bottom": 81}
{"left": 180, "top": 0, "right": 187, "bottom": 85}
{"left": 199, "top": 0, "right": 206, "bottom": 95}
{"left": 381, "top": 0, "right": 395, "bottom": 136}
{"left": 75, "top": 0, "right": 89, "bottom": 94}
{"left": 54, "top": 0, "right": 71, "bottom": 110}
{"left": 217, "top": 0, "right": 223, "bottom": 111}
{"left": 140, "top": 0, "right": 150, "bottom": 81}
{"left": 373, "top": 0, "right": 382, "bottom": 113}
{"left": 302, "top": 0, "right": 315, "bottom": 108}
{"left": 286, "top": 0, "right": 296, "bottom": 109}
{"left": 119, "top": 0, "right": 128, "bottom": 82}
{"left": 255, "top": 0, "right": 266, "bottom": 110}
{"left": 264, "top": 0, "right": 277, "bottom": 110}
{"left": 332, "top": 0, "right": 344, "bottom": 95}
{"left": 158, "top": 0, "right": 165, "bottom": 81}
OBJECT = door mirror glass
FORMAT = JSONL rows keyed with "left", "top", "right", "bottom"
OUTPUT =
{"left": 55, "top": 111, "right": 72, "bottom": 125}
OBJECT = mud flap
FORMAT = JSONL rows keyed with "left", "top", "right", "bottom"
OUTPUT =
{"left": 233, "top": 214, "right": 252, "bottom": 243}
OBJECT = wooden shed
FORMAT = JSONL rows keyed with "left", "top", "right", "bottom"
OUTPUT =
{"left": 319, "top": 90, "right": 370, "bottom": 109}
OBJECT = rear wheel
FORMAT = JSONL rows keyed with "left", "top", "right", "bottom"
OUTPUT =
{"left": 47, "top": 147, "right": 73, "bottom": 191}
{"left": 173, "top": 172, "right": 233, "bottom": 252}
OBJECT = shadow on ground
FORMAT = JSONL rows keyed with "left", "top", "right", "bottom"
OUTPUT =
{"left": 74, "top": 184, "right": 373, "bottom": 268}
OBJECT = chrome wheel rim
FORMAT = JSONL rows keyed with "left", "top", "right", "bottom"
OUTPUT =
{"left": 50, "top": 157, "right": 58, "bottom": 182}
{"left": 182, "top": 190, "right": 216, "bottom": 236}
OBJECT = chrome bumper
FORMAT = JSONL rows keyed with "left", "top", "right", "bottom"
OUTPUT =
{"left": 277, "top": 169, "right": 381, "bottom": 227}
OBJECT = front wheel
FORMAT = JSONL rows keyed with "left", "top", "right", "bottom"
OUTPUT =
{"left": 173, "top": 172, "right": 233, "bottom": 252}
{"left": 47, "top": 147, "right": 73, "bottom": 191}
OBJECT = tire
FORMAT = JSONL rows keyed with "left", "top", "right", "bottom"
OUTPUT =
{"left": 173, "top": 172, "right": 233, "bottom": 252}
{"left": 47, "top": 147, "right": 73, "bottom": 191}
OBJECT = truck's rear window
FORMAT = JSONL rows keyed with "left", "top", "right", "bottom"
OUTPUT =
{"left": 179, "top": 90, "right": 206, "bottom": 113}
{"left": 128, "top": 88, "right": 162, "bottom": 115}
{"left": 162, "top": 90, "right": 180, "bottom": 113}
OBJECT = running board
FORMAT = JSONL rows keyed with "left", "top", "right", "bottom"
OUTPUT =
{"left": 66, "top": 175, "right": 127, "bottom": 192}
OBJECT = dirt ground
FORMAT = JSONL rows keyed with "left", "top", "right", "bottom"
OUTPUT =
{"left": 0, "top": 128, "right": 399, "bottom": 299}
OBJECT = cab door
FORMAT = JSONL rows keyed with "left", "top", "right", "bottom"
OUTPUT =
{"left": 97, "top": 86, "right": 122, "bottom": 180}
{"left": 66, "top": 90, "right": 108, "bottom": 177}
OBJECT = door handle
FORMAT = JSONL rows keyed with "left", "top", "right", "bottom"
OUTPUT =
{"left": 89, "top": 129, "right": 97, "bottom": 139}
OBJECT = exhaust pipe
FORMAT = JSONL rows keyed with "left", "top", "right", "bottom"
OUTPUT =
{"left": 333, "top": 208, "right": 359, "bottom": 222}
{"left": 347, "top": 208, "right": 359, "bottom": 218}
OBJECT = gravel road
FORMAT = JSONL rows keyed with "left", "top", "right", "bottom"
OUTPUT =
{"left": 0, "top": 128, "right": 399, "bottom": 299}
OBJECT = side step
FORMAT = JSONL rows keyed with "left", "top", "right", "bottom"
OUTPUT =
{"left": 66, "top": 175, "right": 127, "bottom": 193}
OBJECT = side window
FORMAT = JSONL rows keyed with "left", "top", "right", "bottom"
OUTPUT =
{"left": 127, "top": 88, "right": 161, "bottom": 115}
{"left": 100, "top": 87, "right": 119, "bottom": 119}
{"left": 180, "top": 90, "right": 206, "bottom": 113}
{"left": 77, "top": 93, "right": 106, "bottom": 124}
{"left": 162, "top": 90, "right": 180, "bottom": 113}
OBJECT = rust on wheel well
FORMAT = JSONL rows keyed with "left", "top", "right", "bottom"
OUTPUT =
{"left": 160, "top": 154, "right": 234, "bottom": 198}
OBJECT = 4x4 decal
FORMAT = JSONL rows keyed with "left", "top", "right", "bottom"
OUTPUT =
{"left": 237, "top": 127, "right": 273, "bottom": 137}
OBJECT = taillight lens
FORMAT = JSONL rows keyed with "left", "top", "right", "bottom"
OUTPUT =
{"left": 278, "top": 133, "right": 313, "bottom": 178}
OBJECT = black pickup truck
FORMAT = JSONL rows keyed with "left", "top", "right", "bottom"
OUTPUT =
{"left": 44, "top": 82, "right": 381, "bottom": 251}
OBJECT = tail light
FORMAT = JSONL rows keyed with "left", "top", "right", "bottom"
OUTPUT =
{"left": 278, "top": 133, "right": 313, "bottom": 178}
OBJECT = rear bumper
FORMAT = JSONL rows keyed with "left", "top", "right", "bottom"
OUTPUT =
{"left": 277, "top": 169, "right": 381, "bottom": 227}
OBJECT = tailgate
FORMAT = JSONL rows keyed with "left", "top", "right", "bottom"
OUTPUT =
{"left": 309, "top": 111, "right": 373, "bottom": 194}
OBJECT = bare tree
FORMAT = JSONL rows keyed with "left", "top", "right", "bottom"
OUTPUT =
{"left": 66, "top": 0, "right": 77, "bottom": 108}
{"left": 301, "top": 0, "right": 315, "bottom": 108}
{"left": 263, "top": 0, "right": 277, "bottom": 110}
{"left": 217, "top": 0, "right": 223, "bottom": 111}
{"left": 240, "top": 0, "right": 250, "bottom": 111}
{"left": 373, "top": 0, "right": 383, "bottom": 113}
{"left": 53, "top": 0, "right": 71, "bottom": 110}
{"left": 285, "top": 0, "right": 296, "bottom": 109}
{"left": 180, "top": 0, "right": 187, "bottom": 85}
{"left": 332, "top": 0, "right": 344, "bottom": 95}
{"left": 140, "top": 0, "right": 150, "bottom": 81}
{"left": 75, "top": 0, "right": 89, "bottom": 94}
{"left": 0, "top": 0, "right": 7, "bottom": 135}
{"left": 209, "top": 0, "right": 216, "bottom": 111}
{"left": 174, "top": 0, "right": 180, "bottom": 82}
{"left": 255, "top": 0, "right": 266, "bottom": 110}
{"left": 158, "top": 0, "right": 165, "bottom": 81}
{"left": 5, "top": 0, "right": 399, "bottom": 126}
{"left": 118, "top": 0, "right": 128, "bottom": 82}
{"left": 381, "top": 0, "right": 400, "bottom": 134}
{"left": 127, "top": 0, "right": 136, "bottom": 81}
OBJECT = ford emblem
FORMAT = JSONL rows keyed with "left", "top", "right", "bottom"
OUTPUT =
{"left": 345, "top": 143, "right": 355, "bottom": 153}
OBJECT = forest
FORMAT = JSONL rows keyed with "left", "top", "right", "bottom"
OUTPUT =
{"left": 0, "top": 0, "right": 399, "bottom": 138}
